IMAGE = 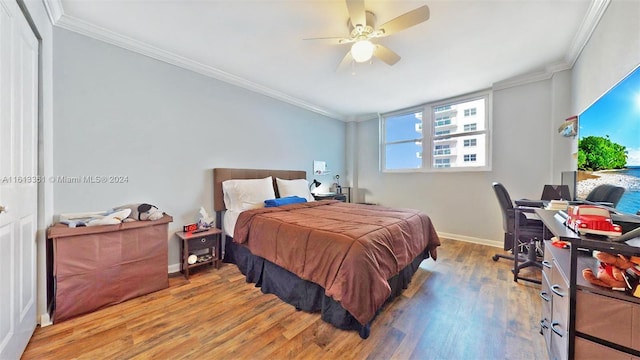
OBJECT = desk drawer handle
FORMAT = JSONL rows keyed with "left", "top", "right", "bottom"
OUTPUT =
{"left": 539, "top": 291, "right": 550, "bottom": 302}
{"left": 540, "top": 319, "right": 549, "bottom": 329}
{"left": 551, "top": 284, "right": 564, "bottom": 297}
{"left": 201, "top": 238, "right": 207, "bottom": 243}
{"left": 540, "top": 319, "right": 549, "bottom": 335}
{"left": 542, "top": 260, "right": 552, "bottom": 269}
{"left": 551, "top": 322, "right": 563, "bottom": 337}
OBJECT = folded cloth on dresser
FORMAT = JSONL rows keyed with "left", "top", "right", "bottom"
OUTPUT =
{"left": 264, "top": 196, "right": 307, "bottom": 207}
{"left": 233, "top": 200, "right": 440, "bottom": 325}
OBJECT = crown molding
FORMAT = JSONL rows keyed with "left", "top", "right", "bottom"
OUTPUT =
{"left": 48, "top": 11, "right": 346, "bottom": 121}
{"left": 564, "top": 0, "right": 610, "bottom": 67}
{"left": 493, "top": 0, "right": 608, "bottom": 91}
{"left": 492, "top": 68, "right": 553, "bottom": 91}
{"left": 42, "top": 0, "right": 63, "bottom": 25}
{"left": 44, "top": 0, "right": 608, "bottom": 120}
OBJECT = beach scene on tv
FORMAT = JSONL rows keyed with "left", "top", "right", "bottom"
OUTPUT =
{"left": 577, "top": 65, "right": 640, "bottom": 215}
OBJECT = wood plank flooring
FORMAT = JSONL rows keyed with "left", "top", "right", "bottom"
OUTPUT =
{"left": 22, "top": 239, "right": 547, "bottom": 359}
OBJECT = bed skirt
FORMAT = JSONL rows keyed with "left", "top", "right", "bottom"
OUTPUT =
{"left": 223, "top": 235, "right": 429, "bottom": 339}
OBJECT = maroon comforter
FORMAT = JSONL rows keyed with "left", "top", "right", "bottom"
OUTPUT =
{"left": 233, "top": 200, "right": 440, "bottom": 325}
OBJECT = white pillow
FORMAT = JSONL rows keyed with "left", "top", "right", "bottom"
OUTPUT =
{"left": 276, "top": 178, "right": 315, "bottom": 202}
{"left": 222, "top": 176, "right": 276, "bottom": 211}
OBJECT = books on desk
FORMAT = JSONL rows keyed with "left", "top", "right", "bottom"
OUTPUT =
{"left": 515, "top": 199, "right": 545, "bottom": 208}
{"left": 515, "top": 199, "right": 569, "bottom": 210}
{"left": 546, "top": 200, "right": 569, "bottom": 211}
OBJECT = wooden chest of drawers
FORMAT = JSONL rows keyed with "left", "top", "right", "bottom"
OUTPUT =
{"left": 47, "top": 215, "right": 172, "bottom": 322}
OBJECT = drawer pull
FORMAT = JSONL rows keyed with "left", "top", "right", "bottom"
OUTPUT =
{"left": 201, "top": 238, "right": 207, "bottom": 243}
{"left": 539, "top": 319, "right": 549, "bottom": 335}
{"left": 539, "top": 291, "right": 550, "bottom": 302}
{"left": 551, "top": 284, "right": 564, "bottom": 297}
{"left": 539, "top": 320, "right": 548, "bottom": 329}
{"left": 539, "top": 319, "right": 549, "bottom": 329}
{"left": 551, "top": 322, "right": 563, "bottom": 337}
{"left": 542, "top": 260, "right": 552, "bottom": 269}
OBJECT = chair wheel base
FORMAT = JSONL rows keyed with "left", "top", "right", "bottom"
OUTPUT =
{"left": 492, "top": 255, "right": 499, "bottom": 262}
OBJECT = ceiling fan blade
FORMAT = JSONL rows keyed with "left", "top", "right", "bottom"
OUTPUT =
{"left": 303, "top": 36, "right": 353, "bottom": 45}
{"left": 346, "top": 0, "right": 366, "bottom": 28}
{"left": 336, "top": 51, "right": 354, "bottom": 72}
{"left": 377, "top": 5, "right": 430, "bottom": 37}
{"left": 373, "top": 44, "right": 401, "bottom": 66}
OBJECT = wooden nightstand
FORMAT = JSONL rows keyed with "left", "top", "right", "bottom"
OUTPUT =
{"left": 176, "top": 227, "right": 222, "bottom": 279}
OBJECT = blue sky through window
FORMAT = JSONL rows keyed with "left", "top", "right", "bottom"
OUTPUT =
{"left": 385, "top": 112, "right": 422, "bottom": 169}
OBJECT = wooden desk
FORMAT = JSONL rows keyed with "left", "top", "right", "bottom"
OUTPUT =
{"left": 535, "top": 209, "right": 640, "bottom": 360}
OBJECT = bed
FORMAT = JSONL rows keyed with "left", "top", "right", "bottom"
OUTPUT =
{"left": 213, "top": 168, "right": 441, "bottom": 338}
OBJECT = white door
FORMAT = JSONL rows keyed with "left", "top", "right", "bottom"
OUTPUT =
{"left": 0, "top": 0, "right": 39, "bottom": 358}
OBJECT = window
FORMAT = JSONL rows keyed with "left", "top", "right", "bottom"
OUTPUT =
{"left": 435, "top": 159, "right": 450, "bottom": 168}
{"left": 382, "top": 111, "right": 423, "bottom": 170}
{"left": 434, "top": 116, "right": 451, "bottom": 127}
{"left": 434, "top": 144, "right": 451, "bottom": 156}
{"left": 381, "top": 91, "right": 491, "bottom": 172}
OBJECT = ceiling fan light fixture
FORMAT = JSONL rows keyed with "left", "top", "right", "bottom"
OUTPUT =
{"left": 351, "top": 40, "right": 375, "bottom": 63}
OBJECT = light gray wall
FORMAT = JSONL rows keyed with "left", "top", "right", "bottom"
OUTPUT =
{"left": 351, "top": 0, "right": 639, "bottom": 246}
{"left": 550, "top": 70, "right": 576, "bottom": 178}
{"left": 354, "top": 78, "right": 566, "bottom": 245}
{"left": 572, "top": 0, "right": 640, "bottom": 115}
{"left": 52, "top": 28, "right": 345, "bottom": 270}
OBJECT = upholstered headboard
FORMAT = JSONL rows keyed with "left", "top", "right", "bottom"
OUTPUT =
{"left": 213, "top": 168, "right": 307, "bottom": 212}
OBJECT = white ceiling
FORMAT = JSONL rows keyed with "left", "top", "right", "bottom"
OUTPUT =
{"left": 48, "top": 0, "right": 603, "bottom": 121}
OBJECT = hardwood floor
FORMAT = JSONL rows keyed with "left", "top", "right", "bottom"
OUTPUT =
{"left": 23, "top": 239, "right": 547, "bottom": 359}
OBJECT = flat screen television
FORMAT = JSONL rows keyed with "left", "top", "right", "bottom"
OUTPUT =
{"left": 576, "top": 64, "right": 640, "bottom": 215}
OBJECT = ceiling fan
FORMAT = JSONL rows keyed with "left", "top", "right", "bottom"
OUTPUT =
{"left": 305, "top": 0, "right": 430, "bottom": 70}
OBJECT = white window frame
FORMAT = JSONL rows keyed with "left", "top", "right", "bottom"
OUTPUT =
{"left": 463, "top": 123, "right": 477, "bottom": 131}
{"left": 380, "top": 90, "right": 492, "bottom": 172}
{"left": 464, "top": 138, "right": 477, "bottom": 147}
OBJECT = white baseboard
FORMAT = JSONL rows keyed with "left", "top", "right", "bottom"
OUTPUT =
{"left": 39, "top": 313, "right": 52, "bottom": 327}
{"left": 437, "top": 232, "right": 503, "bottom": 248}
{"left": 168, "top": 263, "right": 181, "bottom": 274}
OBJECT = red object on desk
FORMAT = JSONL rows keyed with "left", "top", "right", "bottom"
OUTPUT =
{"left": 565, "top": 205, "right": 622, "bottom": 237}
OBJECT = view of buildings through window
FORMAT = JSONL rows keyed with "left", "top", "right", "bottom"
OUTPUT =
{"left": 383, "top": 95, "right": 488, "bottom": 171}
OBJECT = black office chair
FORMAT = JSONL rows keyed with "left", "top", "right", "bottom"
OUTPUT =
{"left": 491, "top": 182, "right": 545, "bottom": 283}
{"left": 584, "top": 184, "right": 625, "bottom": 208}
